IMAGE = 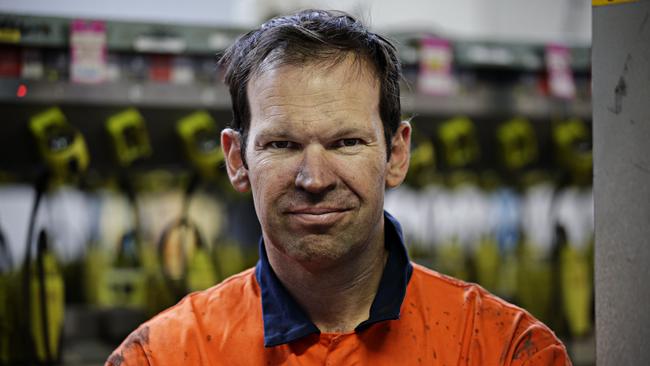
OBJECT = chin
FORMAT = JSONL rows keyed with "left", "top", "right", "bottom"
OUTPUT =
{"left": 277, "top": 234, "right": 355, "bottom": 266}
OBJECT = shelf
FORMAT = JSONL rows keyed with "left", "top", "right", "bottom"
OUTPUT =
{"left": 454, "top": 41, "right": 591, "bottom": 72}
{"left": 1, "top": 14, "right": 590, "bottom": 70}
{"left": 0, "top": 79, "right": 591, "bottom": 119}
{"left": 402, "top": 89, "right": 590, "bottom": 119}
{"left": 511, "top": 93, "right": 591, "bottom": 120}
{"left": 0, "top": 79, "right": 231, "bottom": 108}
{"left": 402, "top": 90, "right": 495, "bottom": 117}
{"left": 0, "top": 13, "right": 244, "bottom": 54}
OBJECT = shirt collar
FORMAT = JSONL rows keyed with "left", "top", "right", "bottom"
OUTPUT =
{"left": 255, "top": 211, "right": 413, "bottom": 347}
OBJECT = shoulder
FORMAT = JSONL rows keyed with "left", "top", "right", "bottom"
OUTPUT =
{"left": 145, "top": 267, "right": 259, "bottom": 331}
{"left": 106, "top": 268, "right": 262, "bottom": 366}
{"left": 408, "top": 263, "right": 570, "bottom": 365}
{"left": 408, "top": 262, "right": 490, "bottom": 305}
{"left": 410, "top": 262, "right": 538, "bottom": 319}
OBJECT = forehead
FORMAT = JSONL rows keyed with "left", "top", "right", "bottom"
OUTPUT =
{"left": 249, "top": 53, "right": 378, "bottom": 95}
{"left": 246, "top": 56, "right": 381, "bottom": 132}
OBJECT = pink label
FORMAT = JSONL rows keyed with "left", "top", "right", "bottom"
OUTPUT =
{"left": 418, "top": 36, "right": 456, "bottom": 96}
{"left": 70, "top": 20, "right": 107, "bottom": 83}
{"left": 545, "top": 44, "right": 576, "bottom": 99}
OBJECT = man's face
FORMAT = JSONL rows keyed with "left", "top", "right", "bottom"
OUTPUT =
{"left": 223, "top": 57, "right": 410, "bottom": 268}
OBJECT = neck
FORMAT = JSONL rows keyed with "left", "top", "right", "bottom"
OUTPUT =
{"left": 266, "top": 222, "right": 388, "bottom": 333}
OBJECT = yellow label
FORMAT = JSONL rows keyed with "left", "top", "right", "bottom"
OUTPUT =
{"left": 474, "top": 239, "right": 499, "bottom": 292}
{"left": 98, "top": 268, "right": 147, "bottom": 308}
{"left": 560, "top": 245, "right": 592, "bottom": 337}
{"left": 0, "top": 29, "right": 20, "bottom": 43}
{"left": 0, "top": 274, "right": 10, "bottom": 363}
{"left": 593, "top": 0, "right": 638, "bottom": 6}
{"left": 30, "top": 254, "right": 64, "bottom": 362}
{"left": 187, "top": 249, "right": 217, "bottom": 292}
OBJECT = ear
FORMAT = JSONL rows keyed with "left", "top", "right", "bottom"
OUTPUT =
{"left": 221, "top": 128, "right": 250, "bottom": 192}
{"left": 385, "top": 121, "right": 412, "bottom": 188}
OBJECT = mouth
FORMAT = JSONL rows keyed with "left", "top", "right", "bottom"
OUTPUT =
{"left": 285, "top": 206, "right": 353, "bottom": 227}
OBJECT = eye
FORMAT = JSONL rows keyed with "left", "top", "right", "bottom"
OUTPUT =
{"left": 336, "top": 138, "right": 362, "bottom": 147}
{"left": 269, "top": 141, "right": 296, "bottom": 149}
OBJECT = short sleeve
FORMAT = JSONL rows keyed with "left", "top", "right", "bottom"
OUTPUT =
{"left": 105, "top": 325, "right": 153, "bottom": 366}
{"left": 507, "top": 325, "right": 572, "bottom": 366}
{"left": 520, "top": 344, "right": 572, "bottom": 366}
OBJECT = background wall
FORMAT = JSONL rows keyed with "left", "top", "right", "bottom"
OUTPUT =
{"left": 0, "top": 0, "right": 591, "bottom": 44}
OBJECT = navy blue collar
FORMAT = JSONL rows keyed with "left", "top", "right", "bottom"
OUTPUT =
{"left": 255, "top": 211, "right": 413, "bottom": 347}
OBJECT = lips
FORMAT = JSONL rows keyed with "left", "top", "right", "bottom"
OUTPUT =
{"left": 285, "top": 206, "right": 352, "bottom": 227}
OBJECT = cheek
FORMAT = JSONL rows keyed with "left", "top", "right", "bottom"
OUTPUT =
{"left": 248, "top": 156, "right": 298, "bottom": 207}
{"left": 335, "top": 154, "right": 387, "bottom": 194}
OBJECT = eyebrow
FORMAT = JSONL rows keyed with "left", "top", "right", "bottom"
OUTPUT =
{"left": 252, "top": 129, "right": 295, "bottom": 142}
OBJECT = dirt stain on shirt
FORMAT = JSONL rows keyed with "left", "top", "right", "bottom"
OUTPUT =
{"left": 513, "top": 332, "right": 537, "bottom": 360}
{"left": 105, "top": 326, "right": 151, "bottom": 366}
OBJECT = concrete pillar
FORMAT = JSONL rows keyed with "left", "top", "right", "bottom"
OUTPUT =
{"left": 593, "top": 1, "right": 650, "bottom": 364}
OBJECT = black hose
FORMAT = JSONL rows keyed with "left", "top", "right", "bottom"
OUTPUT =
{"left": 0, "top": 221, "right": 11, "bottom": 272}
{"left": 36, "top": 230, "right": 53, "bottom": 365}
{"left": 22, "top": 171, "right": 49, "bottom": 364}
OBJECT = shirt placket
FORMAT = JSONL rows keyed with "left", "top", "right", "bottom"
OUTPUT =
{"left": 322, "top": 334, "right": 354, "bottom": 366}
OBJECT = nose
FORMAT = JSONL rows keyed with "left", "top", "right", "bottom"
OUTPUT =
{"left": 295, "top": 145, "right": 337, "bottom": 194}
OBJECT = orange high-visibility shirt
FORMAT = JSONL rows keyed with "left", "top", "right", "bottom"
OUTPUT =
{"left": 107, "top": 213, "right": 570, "bottom": 365}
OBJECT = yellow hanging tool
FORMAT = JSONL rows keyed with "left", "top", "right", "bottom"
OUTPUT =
{"left": 553, "top": 118, "right": 593, "bottom": 185}
{"left": 438, "top": 117, "right": 480, "bottom": 169}
{"left": 30, "top": 230, "right": 64, "bottom": 363}
{"left": 517, "top": 241, "right": 553, "bottom": 322}
{"left": 97, "top": 230, "right": 148, "bottom": 308}
{"left": 560, "top": 241, "right": 593, "bottom": 337}
{"left": 496, "top": 117, "right": 538, "bottom": 171}
{"left": 212, "top": 240, "right": 247, "bottom": 281}
{"left": 0, "top": 225, "right": 12, "bottom": 364}
{"left": 97, "top": 108, "right": 152, "bottom": 310}
{"left": 106, "top": 108, "right": 152, "bottom": 167}
{"left": 23, "top": 107, "right": 89, "bottom": 364}
{"left": 474, "top": 236, "right": 500, "bottom": 293}
{"left": 154, "top": 111, "right": 226, "bottom": 298}
{"left": 177, "top": 111, "right": 224, "bottom": 180}
{"left": 158, "top": 217, "right": 217, "bottom": 295}
{"left": 405, "top": 125, "right": 437, "bottom": 188}
{"left": 436, "top": 238, "right": 470, "bottom": 281}
{"left": 553, "top": 119, "right": 594, "bottom": 336}
{"left": 495, "top": 117, "right": 554, "bottom": 321}
{"left": 29, "top": 107, "right": 89, "bottom": 180}
{"left": 435, "top": 117, "right": 481, "bottom": 281}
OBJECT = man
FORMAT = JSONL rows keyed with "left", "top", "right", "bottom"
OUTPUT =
{"left": 107, "top": 10, "right": 570, "bottom": 365}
